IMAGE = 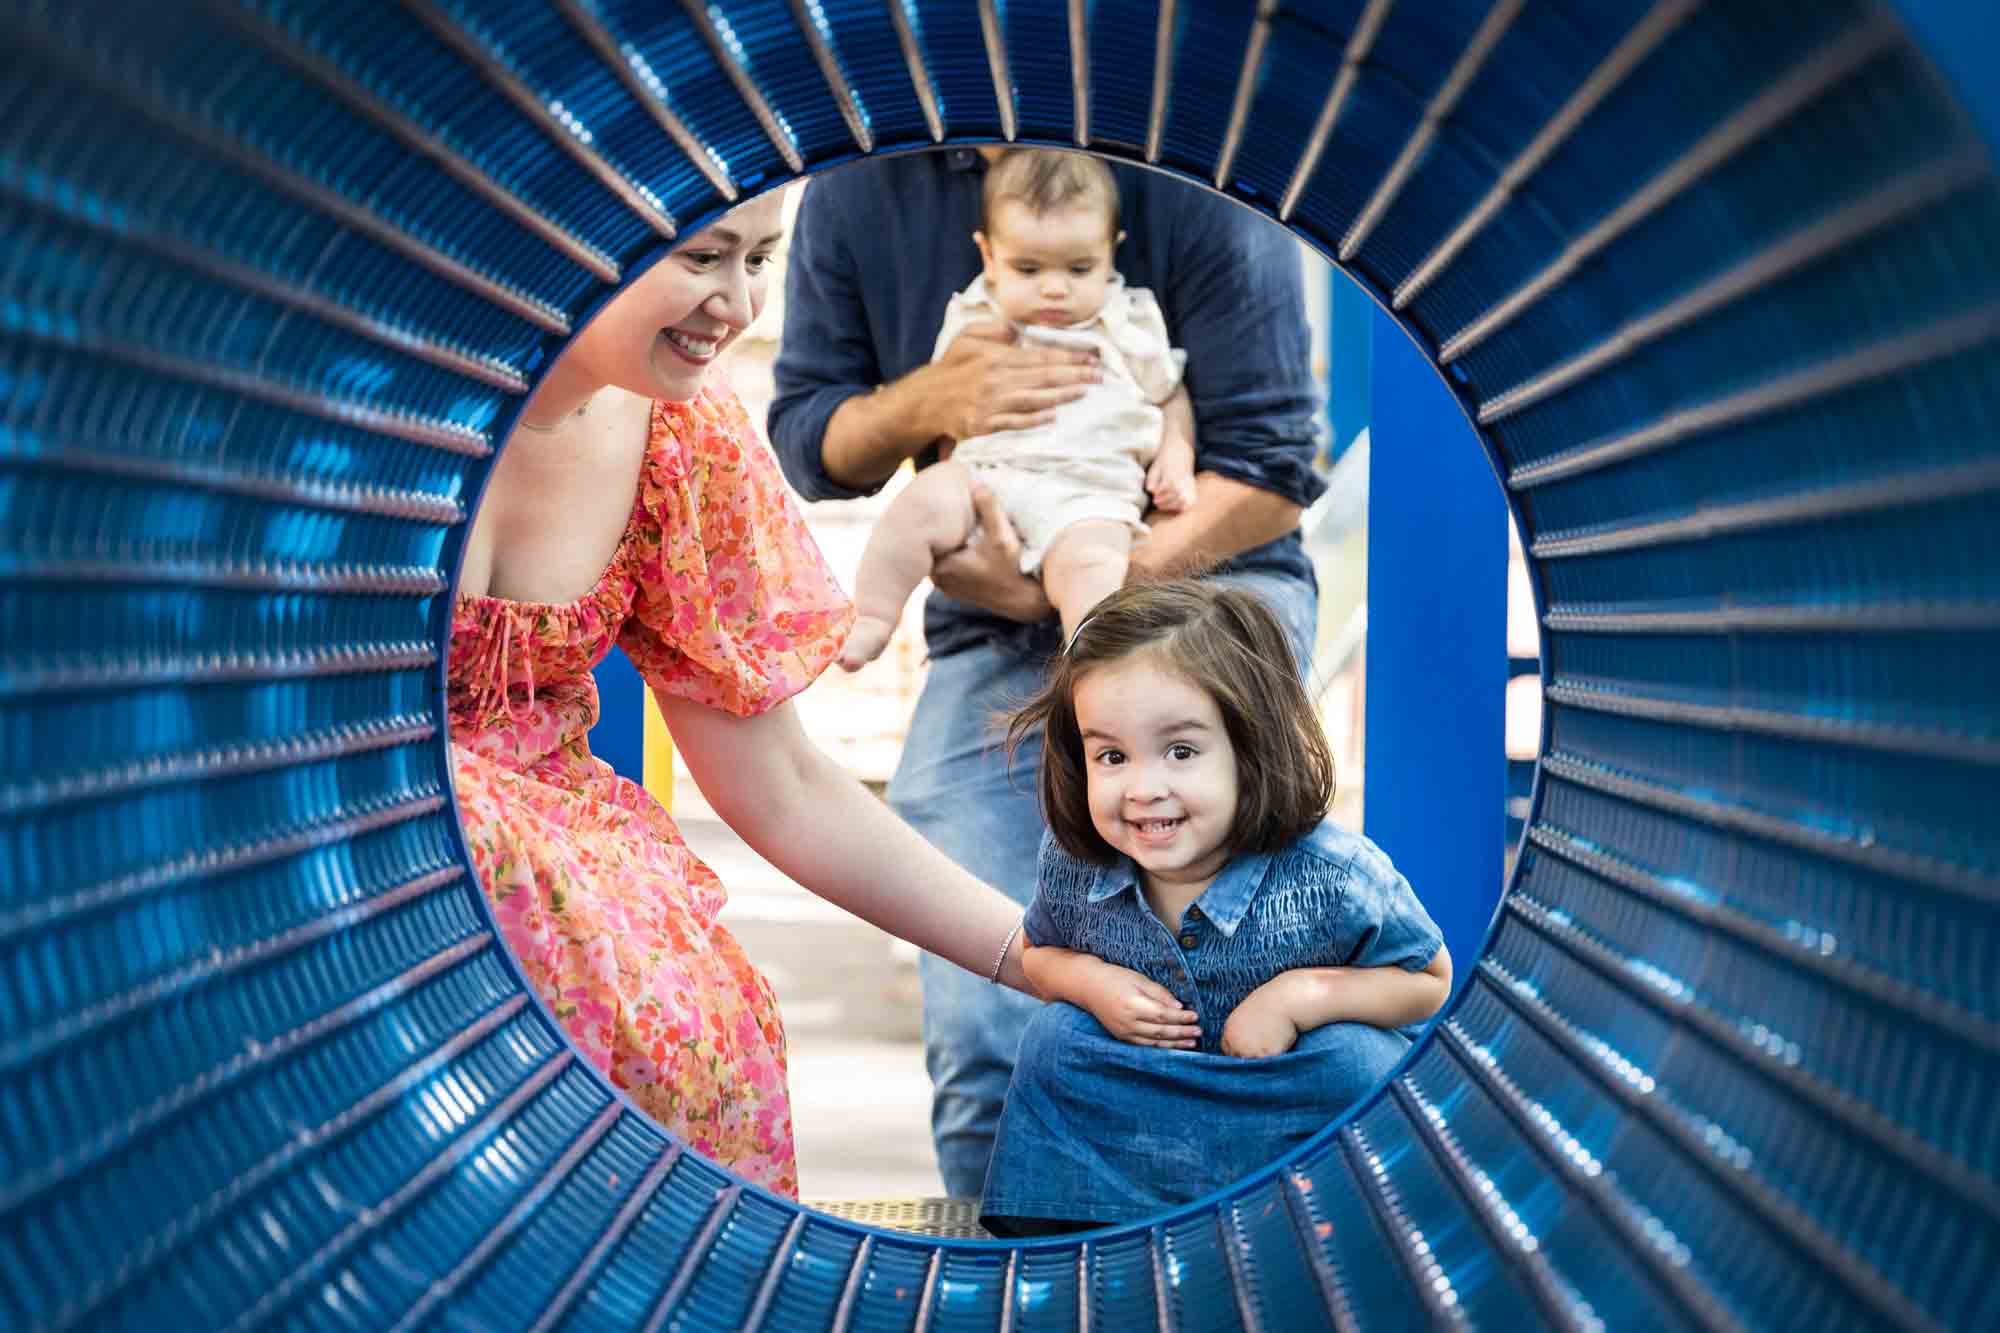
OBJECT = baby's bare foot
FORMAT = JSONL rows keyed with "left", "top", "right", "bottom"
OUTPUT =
{"left": 839, "top": 615, "right": 897, "bottom": 671}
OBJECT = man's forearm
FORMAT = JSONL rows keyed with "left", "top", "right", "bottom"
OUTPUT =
{"left": 822, "top": 369, "right": 948, "bottom": 490}
{"left": 1129, "top": 472, "right": 1303, "bottom": 577}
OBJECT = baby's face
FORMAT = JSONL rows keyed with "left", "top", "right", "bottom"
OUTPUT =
{"left": 976, "top": 199, "right": 1119, "bottom": 327}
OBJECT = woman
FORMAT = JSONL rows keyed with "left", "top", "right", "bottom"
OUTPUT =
{"left": 449, "top": 190, "right": 1029, "bottom": 1197}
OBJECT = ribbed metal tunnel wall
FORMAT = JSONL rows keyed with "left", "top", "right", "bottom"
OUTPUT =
{"left": 2, "top": 1, "right": 1995, "bottom": 1328}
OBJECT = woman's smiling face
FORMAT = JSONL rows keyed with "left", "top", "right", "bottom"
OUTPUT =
{"left": 566, "top": 191, "right": 786, "bottom": 403}
{"left": 1073, "top": 652, "right": 1240, "bottom": 898}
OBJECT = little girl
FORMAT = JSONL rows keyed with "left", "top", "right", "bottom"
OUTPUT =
{"left": 980, "top": 578, "right": 1451, "bottom": 1234}
{"left": 838, "top": 148, "right": 1198, "bottom": 669}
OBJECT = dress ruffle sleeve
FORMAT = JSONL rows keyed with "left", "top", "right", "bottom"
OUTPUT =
{"left": 619, "top": 384, "right": 854, "bottom": 716}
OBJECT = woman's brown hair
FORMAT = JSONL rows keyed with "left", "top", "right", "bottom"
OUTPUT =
{"left": 1007, "top": 579, "right": 1336, "bottom": 864}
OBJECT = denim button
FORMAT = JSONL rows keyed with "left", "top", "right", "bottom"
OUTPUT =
{"left": 1179, "top": 932, "right": 1199, "bottom": 949}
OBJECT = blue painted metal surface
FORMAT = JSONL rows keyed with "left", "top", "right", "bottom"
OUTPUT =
{"left": 2, "top": 1, "right": 1997, "bottom": 1329}
{"left": 587, "top": 647, "right": 645, "bottom": 787}
{"left": 1365, "top": 308, "right": 1508, "bottom": 987}
{"left": 1326, "top": 271, "right": 1375, "bottom": 466}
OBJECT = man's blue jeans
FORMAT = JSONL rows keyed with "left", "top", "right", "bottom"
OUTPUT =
{"left": 887, "top": 570, "right": 1318, "bottom": 1197}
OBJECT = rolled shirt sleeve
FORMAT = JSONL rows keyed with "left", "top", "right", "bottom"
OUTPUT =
{"left": 767, "top": 177, "right": 888, "bottom": 502}
{"left": 1128, "top": 173, "right": 1327, "bottom": 512}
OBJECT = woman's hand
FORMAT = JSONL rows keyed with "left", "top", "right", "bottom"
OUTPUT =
{"left": 1026, "top": 947, "right": 1200, "bottom": 1048}
{"left": 930, "top": 483, "right": 1054, "bottom": 623}
{"left": 1220, "top": 976, "right": 1304, "bottom": 1058}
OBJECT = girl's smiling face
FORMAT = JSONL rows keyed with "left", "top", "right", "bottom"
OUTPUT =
{"left": 1073, "top": 652, "right": 1240, "bottom": 898}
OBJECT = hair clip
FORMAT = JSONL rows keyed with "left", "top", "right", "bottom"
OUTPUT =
{"left": 1063, "top": 609, "right": 1104, "bottom": 654}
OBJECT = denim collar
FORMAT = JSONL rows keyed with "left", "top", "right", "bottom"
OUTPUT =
{"left": 1083, "top": 847, "right": 1276, "bottom": 937}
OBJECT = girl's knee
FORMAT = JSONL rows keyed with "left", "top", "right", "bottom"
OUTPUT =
{"left": 1295, "top": 1022, "right": 1411, "bottom": 1099}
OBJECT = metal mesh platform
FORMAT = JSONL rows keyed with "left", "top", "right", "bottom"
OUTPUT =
{"left": 805, "top": 1198, "right": 992, "bottom": 1241}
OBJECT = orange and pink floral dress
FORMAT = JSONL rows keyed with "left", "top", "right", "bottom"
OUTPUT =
{"left": 447, "top": 385, "right": 853, "bottom": 1197}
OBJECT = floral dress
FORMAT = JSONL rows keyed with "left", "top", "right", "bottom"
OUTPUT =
{"left": 447, "top": 385, "right": 853, "bottom": 1197}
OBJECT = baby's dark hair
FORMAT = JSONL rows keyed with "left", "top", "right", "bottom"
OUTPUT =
{"left": 1007, "top": 579, "right": 1336, "bottom": 865}
{"left": 980, "top": 148, "right": 1121, "bottom": 239}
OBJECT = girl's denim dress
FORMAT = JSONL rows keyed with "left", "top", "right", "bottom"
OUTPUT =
{"left": 981, "top": 819, "right": 1443, "bottom": 1233}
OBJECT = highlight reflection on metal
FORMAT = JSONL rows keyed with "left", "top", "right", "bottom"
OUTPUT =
{"left": 675, "top": 0, "right": 807, "bottom": 173}
{"left": 1212, "top": 0, "right": 1276, "bottom": 190}
{"left": 551, "top": 0, "right": 741, "bottom": 201}
{"left": 1338, "top": 0, "right": 1522, "bottom": 261}
{"left": 1068, "top": 0, "right": 1090, "bottom": 147}
{"left": 977, "top": 0, "right": 1018, "bottom": 142}
{"left": 1436, "top": 16, "right": 1903, "bottom": 361}
{"left": 1, "top": 1, "right": 1996, "bottom": 1329}
{"left": 211, "top": 0, "right": 626, "bottom": 283}
{"left": 1392, "top": 0, "right": 1701, "bottom": 308}
{"left": 401, "top": 0, "right": 685, "bottom": 235}
{"left": 1277, "top": 0, "right": 1392, "bottom": 223}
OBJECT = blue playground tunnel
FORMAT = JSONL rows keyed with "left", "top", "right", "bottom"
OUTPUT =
{"left": 2, "top": 1, "right": 1996, "bottom": 1328}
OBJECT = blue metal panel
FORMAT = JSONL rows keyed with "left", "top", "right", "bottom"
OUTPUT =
{"left": 1363, "top": 307, "right": 1508, "bottom": 989}
{"left": 587, "top": 647, "right": 646, "bottom": 786}
{"left": 1326, "top": 269, "right": 1373, "bottom": 464}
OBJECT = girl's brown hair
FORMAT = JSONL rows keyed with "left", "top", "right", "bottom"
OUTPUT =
{"left": 1007, "top": 579, "right": 1336, "bottom": 864}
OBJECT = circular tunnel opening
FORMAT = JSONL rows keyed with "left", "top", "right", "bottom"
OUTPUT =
{"left": 1, "top": 2, "right": 1995, "bottom": 1329}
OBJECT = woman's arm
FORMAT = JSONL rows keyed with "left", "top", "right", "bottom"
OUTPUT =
{"left": 1024, "top": 945, "right": 1201, "bottom": 1049}
{"left": 657, "top": 690, "right": 1032, "bottom": 993}
{"left": 1220, "top": 947, "right": 1452, "bottom": 1058}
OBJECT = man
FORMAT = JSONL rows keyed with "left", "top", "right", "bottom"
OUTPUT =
{"left": 769, "top": 147, "right": 1325, "bottom": 1198}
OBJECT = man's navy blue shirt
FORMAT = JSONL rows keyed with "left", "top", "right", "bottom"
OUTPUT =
{"left": 768, "top": 149, "right": 1326, "bottom": 658}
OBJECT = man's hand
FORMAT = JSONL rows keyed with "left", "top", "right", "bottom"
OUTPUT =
{"left": 931, "top": 482, "right": 1054, "bottom": 623}
{"left": 930, "top": 319, "right": 1099, "bottom": 441}
{"left": 1069, "top": 961, "right": 1202, "bottom": 1049}
{"left": 821, "top": 320, "right": 1099, "bottom": 490}
{"left": 1219, "top": 975, "right": 1305, "bottom": 1058}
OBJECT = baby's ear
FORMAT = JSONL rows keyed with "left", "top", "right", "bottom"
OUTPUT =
{"left": 973, "top": 229, "right": 993, "bottom": 264}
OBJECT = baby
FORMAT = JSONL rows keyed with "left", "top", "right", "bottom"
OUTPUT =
{"left": 839, "top": 149, "right": 1198, "bottom": 669}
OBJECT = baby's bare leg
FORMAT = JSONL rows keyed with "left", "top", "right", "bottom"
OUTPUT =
{"left": 843, "top": 461, "right": 979, "bottom": 670}
{"left": 1040, "top": 520, "right": 1134, "bottom": 645}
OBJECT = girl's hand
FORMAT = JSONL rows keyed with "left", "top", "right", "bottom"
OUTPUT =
{"left": 1073, "top": 963, "right": 1201, "bottom": 1049}
{"left": 1220, "top": 980, "right": 1303, "bottom": 1058}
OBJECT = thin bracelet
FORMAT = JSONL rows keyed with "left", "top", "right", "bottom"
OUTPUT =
{"left": 989, "top": 918, "right": 1025, "bottom": 984}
